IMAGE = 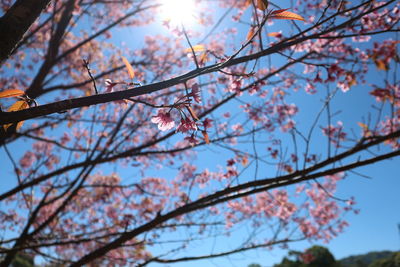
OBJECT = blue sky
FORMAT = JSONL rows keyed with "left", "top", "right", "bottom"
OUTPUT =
{"left": 0, "top": 0, "right": 399, "bottom": 266}
{"left": 140, "top": 1, "right": 400, "bottom": 266}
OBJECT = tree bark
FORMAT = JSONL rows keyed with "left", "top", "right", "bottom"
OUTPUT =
{"left": 0, "top": 0, "right": 51, "bottom": 65}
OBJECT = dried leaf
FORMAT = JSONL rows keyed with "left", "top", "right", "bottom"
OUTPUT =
{"left": 7, "top": 100, "right": 29, "bottom": 113}
{"left": 256, "top": 0, "right": 268, "bottom": 10}
{"left": 358, "top": 122, "right": 372, "bottom": 137}
{"left": 199, "top": 52, "right": 208, "bottom": 65}
{"left": 246, "top": 27, "right": 255, "bottom": 42}
{"left": 241, "top": 156, "right": 249, "bottom": 166}
{"left": 374, "top": 59, "right": 388, "bottom": 71}
{"left": 271, "top": 8, "right": 290, "bottom": 14}
{"left": 4, "top": 100, "right": 29, "bottom": 131}
{"left": 184, "top": 44, "right": 206, "bottom": 53}
{"left": 348, "top": 77, "right": 357, "bottom": 87}
{"left": 0, "top": 89, "right": 25, "bottom": 99}
{"left": 357, "top": 122, "right": 368, "bottom": 130}
{"left": 121, "top": 56, "right": 135, "bottom": 80}
{"left": 186, "top": 106, "right": 199, "bottom": 121}
{"left": 284, "top": 165, "right": 294, "bottom": 173}
{"left": 370, "top": 88, "right": 391, "bottom": 102}
{"left": 273, "top": 89, "right": 286, "bottom": 98}
{"left": 202, "top": 130, "right": 210, "bottom": 144}
{"left": 267, "top": 32, "right": 282, "bottom": 38}
{"left": 270, "top": 9, "right": 305, "bottom": 21}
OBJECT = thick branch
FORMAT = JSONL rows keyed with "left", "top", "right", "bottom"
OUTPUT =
{"left": 0, "top": 0, "right": 394, "bottom": 126}
{"left": 25, "top": 0, "right": 76, "bottom": 98}
{"left": 0, "top": 0, "right": 51, "bottom": 65}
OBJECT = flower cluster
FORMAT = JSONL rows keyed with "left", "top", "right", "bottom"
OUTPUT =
{"left": 150, "top": 83, "right": 211, "bottom": 145}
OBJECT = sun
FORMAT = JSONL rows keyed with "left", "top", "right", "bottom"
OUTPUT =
{"left": 159, "top": 0, "right": 196, "bottom": 27}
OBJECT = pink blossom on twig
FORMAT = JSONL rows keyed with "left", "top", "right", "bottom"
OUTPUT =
{"left": 151, "top": 110, "right": 175, "bottom": 131}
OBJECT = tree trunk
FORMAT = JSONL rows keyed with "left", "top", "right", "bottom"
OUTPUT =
{"left": 0, "top": 0, "right": 51, "bottom": 65}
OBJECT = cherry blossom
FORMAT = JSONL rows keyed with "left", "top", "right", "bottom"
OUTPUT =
{"left": 184, "top": 134, "right": 198, "bottom": 145}
{"left": 0, "top": 0, "right": 398, "bottom": 265}
{"left": 190, "top": 83, "right": 201, "bottom": 103}
{"left": 151, "top": 110, "right": 175, "bottom": 131}
{"left": 176, "top": 117, "right": 197, "bottom": 133}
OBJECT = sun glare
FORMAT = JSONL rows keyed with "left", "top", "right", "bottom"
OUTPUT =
{"left": 160, "top": 0, "right": 196, "bottom": 26}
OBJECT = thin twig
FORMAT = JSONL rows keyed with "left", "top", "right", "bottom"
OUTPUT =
{"left": 182, "top": 24, "right": 199, "bottom": 69}
{"left": 83, "top": 59, "right": 98, "bottom": 95}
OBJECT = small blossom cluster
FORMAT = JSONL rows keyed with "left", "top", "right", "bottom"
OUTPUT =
{"left": 322, "top": 121, "right": 347, "bottom": 147}
{"left": 150, "top": 83, "right": 212, "bottom": 145}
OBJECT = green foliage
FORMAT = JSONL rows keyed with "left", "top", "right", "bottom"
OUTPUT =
{"left": 368, "top": 252, "right": 400, "bottom": 267}
{"left": 248, "top": 264, "right": 262, "bottom": 267}
{"left": 340, "top": 251, "right": 396, "bottom": 267}
{"left": 273, "top": 256, "right": 303, "bottom": 267}
{"left": 273, "top": 246, "right": 338, "bottom": 267}
{"left": 255, "top": 247, "right": 399, "bottom": 267}
{"left": 306, "top": 245, "right": 337, "bottom": 267}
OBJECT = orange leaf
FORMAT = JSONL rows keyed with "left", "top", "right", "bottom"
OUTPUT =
{"left": 199, "top": 52, "right": 208, "bottom": 65}
{"left": 267, "top": 32, "right": 282, "bottom": 38}
{"left": 374, "top": 59, "right": 388, "bottom": 71}
{"left": 348, "top": 79, "right": 357, "bottom": 88}
{"left": 358, "top": 122, "right": 372, "bottom": 137}
{"left": 284, "top": 165, "right": 294, "bottom": 173}
{"left": 246, "top": 27, "right": 255, "bottom": 42}
{"left": 202, "top": 130, "right": 210, "bottom": 144}
{"left": 121, "top": 56, "right": 135, "bottom": 80}
{"left": 184, "top": 44, "right": 206, "bottom": 53}
{"left": 186, "top": 106, "right": 199, "bottom": 121}
{"left": 0, "top": 89, "right": 25, "bottom": 99}
{"left": 271, "top": 8, "right": 290, "bottom": 14}
{"left": 256, "top": 0, "right": 268, "bottom": 10}
{"left": 7, "top": 100, "right": 29, "bottom": 112}
{"left": 357, "top": 122, "right": 368, "bottom": 130}
{"left": 241, "top": 156, "right": 249, "bottom": 166}
{"left": 270, "top": 9, "right": 305, "bottom": 21}
{"left": 4, "top": 100, "right": 29, "bottom": 131}
{"left": 273, "top": 89, "right": 286, "bottom": 98}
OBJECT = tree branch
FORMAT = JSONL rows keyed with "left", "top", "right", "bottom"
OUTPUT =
{"left": 0, "top": 0, "right": 51, "bottom": 65}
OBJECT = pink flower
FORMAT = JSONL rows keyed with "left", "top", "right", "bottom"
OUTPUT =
{"left": 313, "top": 72, "right": 323, "bottom": 83}
{"left": 184, "top": 135, "right": 198, "bottom": 145}
{"left": 105, "top": 79, "right": 118, "bottom": 93}
{"left": 105, "top": 79, "right": 128, "bottom": 105}
{"left": 203, "top": 118, "right": 213, "bottom": 129}
{"left": 176, "top": 118, "right": 197, "bottom": 133}
{"left": 162, "top": 19, "right": 171, "bottom": 29}
{"left": 322, "top": 121, "right": 346, "bottom": 146}
{"left": 151, "top": 110, "right": 175, "bottom": 131}
{"left": 305, "top": 83, "right": 317, "bottom": 94}
{"left": 231, "top": 123, "right": 243, "bottom": 133}
{"left": 229, "top": 79, "right": 242, "bottom": 95}
{"left": 190, "top": 83, "right": 201, "bottom": 103}
{"left": 20, "top": 151, "right": 35, "bottom": 169}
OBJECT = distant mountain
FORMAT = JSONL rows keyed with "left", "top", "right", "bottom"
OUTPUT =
{"left": 339, "top": 251, "right": 396, "bottom": 267}
{"left": 250, "top": 248, "right": 399, "bottom": 267}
